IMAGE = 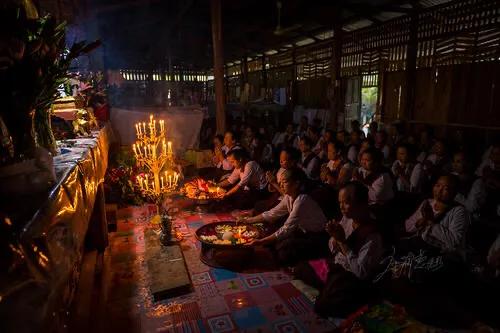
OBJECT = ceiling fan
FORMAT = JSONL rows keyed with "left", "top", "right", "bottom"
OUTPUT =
{"left": 273, "top": 0, "right": 302, "bottom": 36}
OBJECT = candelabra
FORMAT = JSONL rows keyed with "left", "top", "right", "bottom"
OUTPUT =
{"left": 132, "top": 114, "right": 179, "bottom": 221}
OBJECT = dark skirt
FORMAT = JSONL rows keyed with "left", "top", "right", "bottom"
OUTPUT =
{"left": 294, "top": 261, "right": 372, "bottom": 318}
{"left": 274, "top": 229, "right": 330, "bottom": 266}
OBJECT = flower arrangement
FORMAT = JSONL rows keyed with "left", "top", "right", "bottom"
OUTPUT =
{"left": 0, "top": 0, "right": 101, "bottom": 164}
{"left": 105, "top": 148, "right": 144, "bottom": 206}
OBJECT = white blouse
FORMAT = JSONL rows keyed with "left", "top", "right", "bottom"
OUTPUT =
{"left": 262, "top": 194, "right": 327, "bottom": 240}
{"left": 301, "top": 153, "right": 320, "bottom": 180}
{"left": 328, "top": 216, "right": 384, "bottom": 280}
{"left": 391, "top": 160, "right": 424, "bottom": 193}
{"left": 227, "top": 161, "right": 267, "bottom": 190}
{"left": 405, "top": 199, "right": 470, "bottom": 254}
{"left": 356, "top": 168, "right": 395, "bottom": 205}
{"left": 454, "top": 178, "right": 487, "bottom": 218}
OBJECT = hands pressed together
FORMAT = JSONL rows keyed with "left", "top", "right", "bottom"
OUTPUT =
{"left": 326, "top": 219, "right": 346, "bottom": 243}
{"left": 416, "top": 200, "right": 434, "bottom": 230}
{"left": 265, "top": 171, "right": 277, "bottom": 185}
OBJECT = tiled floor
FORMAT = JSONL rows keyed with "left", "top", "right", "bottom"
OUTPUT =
{"left": 94, "top": 201, "right": 336, "bottom": 333}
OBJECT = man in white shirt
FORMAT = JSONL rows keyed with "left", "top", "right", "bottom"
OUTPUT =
{"left": 242, "top": 168, "right": 329, "bottom": 265}
{"left": 217, "top": 149, "right": 267, "bottom": 209}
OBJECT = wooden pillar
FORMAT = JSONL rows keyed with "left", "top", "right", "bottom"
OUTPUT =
{"left": 289, "top": 46, "right": 297, "bottom": 110}
{"left": 240, "top": 57, "right": 248, "bottom": 106}
{"left": 376, "top": 53, "right": 388, "bottom": 123}
{"left": 210, "top": 0, "right": 226, "bottom": 134}
{"left": 261, "top": 55, "right": 268, "bottom": 99}
{"left": 241, "top": 57, "right": 248, "bottom": 87}
{"left": 404, "top": 11, "right": 418, "bottom": 121}
{"left": 330, "top": 18, "right": 343, "bottom": 130}
{"left": 204, "top": 70, "right": 209, "bottom": 104}
{"left": 224, "top": 64, "right": 230, "bottom": 103}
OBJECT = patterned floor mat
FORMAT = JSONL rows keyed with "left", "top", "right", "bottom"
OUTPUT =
{"left": 101, "top": 201, "right": 336, "bottom": 333}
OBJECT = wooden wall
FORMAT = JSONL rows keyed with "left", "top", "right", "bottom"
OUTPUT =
{"left": 383, "top": 62, "right": 500, "bottom": 128}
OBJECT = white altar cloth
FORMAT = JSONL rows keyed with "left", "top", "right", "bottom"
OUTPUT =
{"left": 110, "top": 106, "right": 204, "bottom": 151}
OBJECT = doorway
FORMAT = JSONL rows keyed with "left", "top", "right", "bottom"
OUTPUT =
{"left": 361, "top": 86, "right": 378, "bottom": 130}
{"left": 360, "top": 74, "right": 378, "bottom": 135}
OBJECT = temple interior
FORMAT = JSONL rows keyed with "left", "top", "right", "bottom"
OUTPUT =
{"left": 1, "top": 0, "right": 500, "bottom": 332}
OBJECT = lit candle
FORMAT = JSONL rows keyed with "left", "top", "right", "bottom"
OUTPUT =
{"left": 142, "top": 122, "right": 146, "bottom": 136}
{"left": 137, "top": 176, "right": 143, "bottom": 190}
{"left": 153, "top": 120, "right": 156, "bottom": 136}
{"left": 135, "top": 124, "right": 139, "bottom": 136}
{"left": 145, "top": 175, "right": 149, "bottom": 190}
{"left": 143, "top": 145, "right": 147, "bottom": 157}
{"left": 161, "top": 176, "right": 164, "bottom": 189}
{"left": 163, "top": 139, "right": 166, "bottom": 155}
{"left": 132, "top": 143, "right": 137, "bottom": 156}
{"left": 169, "top": 175, "right": 172, "bottom": 188}
{"left": 167, "top": 141, "right": 172, "bottom": 153}
{"left": 174, "top": 172, "right": 179, "bottom": 185}
{"left": 165, "top": 170, "right": 168, "bottom": 181}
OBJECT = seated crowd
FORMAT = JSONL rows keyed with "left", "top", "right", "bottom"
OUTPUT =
{"left": 201, "top": 117, "right": 500, "bottom": 328}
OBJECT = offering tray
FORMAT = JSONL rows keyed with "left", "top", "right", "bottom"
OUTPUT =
{"left": 181, "top": 177, "right": 226, "bottom": 205}
{"left": 195, "top": 221, "right": 260, "bottom": 268}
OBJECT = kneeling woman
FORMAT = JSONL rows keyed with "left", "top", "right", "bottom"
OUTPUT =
{"left": 295, "top": 182, "right": 384, "bottom": 318}
{"left": 217, "top": 149, "right": 268, "bottom": 209}
{"left": 243, "top": 168, "right": 329, "bottom": 265}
